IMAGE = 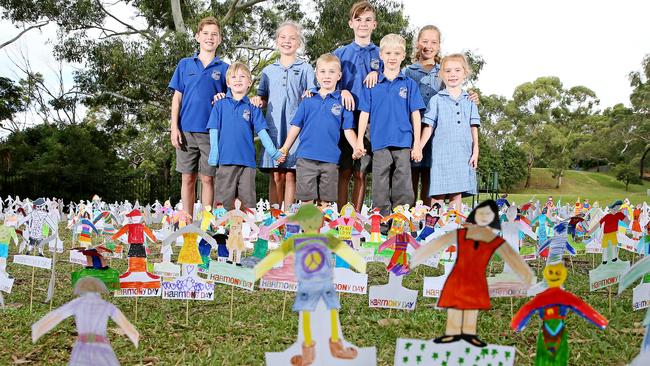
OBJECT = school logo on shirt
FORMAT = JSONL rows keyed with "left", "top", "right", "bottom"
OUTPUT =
{"left": 399, "top": 87, "right": 408, "bottom": 99}
{"left": 331, "top": 103, "right": 342, "bottom": 117}
{"left": 211, "top": 70, "right": 221, "bottom": 81}
{"left": 370, "top": 58, "right": 380, "bottom": 71}
{"left": 293, "top": 69, "right": 301, "bottom": 76}
{"left": 242, "top": 109, "right": 251, "bottom": 122}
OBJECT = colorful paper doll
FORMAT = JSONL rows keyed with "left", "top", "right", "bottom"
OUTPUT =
{"left": 366, "top": 207, "right": 383, "bottom": 243}
{"left": 241, "top": 214, "right": 286, "bottom": 268}
{"left": 111, "top": 209, "right": 159, "bottom": 289}
{"left": 19, "top": 198, "right": 58, "bottom": 256}
{"left": 379, "top": 213, "right": 419, "bottom": 275}
{"left": 538, "top": 222, "right": 576, "bottom": 260}
{"left": 512, "top": 259, "right": 608, "bottom": 365}
{"left": 415, "top": 203, "right": 442, "bottom": 243}
{"left": 500, "top": 205, "right": 537, "bottom": 273}
{"left": 0, "top": 214, "right": 19, "bottom": 278}
{"left": 214, "top": 200, "right": 259, "bottom": 265}
{"left": 254, "top": 204, "right": 367, "bottom": 365}
{"left": 32, "top": 277, "right": 139, "bottom": 365}
{"left": 531, "top": 207, "right": 554, "bottom": 248}
{"left": 593, "top": 200, "right": 628, "bottom": 264}
{"left": 162, "top": 221, "right": 217, "bottom": 269}
{"left": 632, "top": 204, "right": 643, "bottom": 240}
{"left": 71, "top": 246, "right": 120, "bottom": 291}
{"left": 619, "top": 254, "right": 650, "bottom": 364}
{"left": 70, "top": 218, "right": 100, "bottom": 249}
{"left": 329, "top": 203, "right": 365, "bottom": 268}
{"left": 411, "top": 200, "right": 535, "bottom": 347}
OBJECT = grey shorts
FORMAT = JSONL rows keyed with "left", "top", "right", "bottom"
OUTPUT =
{"left": 175, "top": 131, "right": 217, "bottom": 176}
{"left": 214, "top": 165, "right": 256, "bottom": 210}
{"left": 296, "top": 158, "right": 338, "bottom": 202}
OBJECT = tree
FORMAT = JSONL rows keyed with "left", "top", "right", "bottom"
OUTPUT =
{"left": 628, "top": 54, "right": 650, "bottom": 178}
{"left": 0, "top": 76, "right": 26, "bottom": 133}
{"left": 615, "top": 161, "right": 642, "bottom": 191}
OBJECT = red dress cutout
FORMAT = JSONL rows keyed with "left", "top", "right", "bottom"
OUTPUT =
{"left": 438, "top": 228, "right": 505, "bottom": 310}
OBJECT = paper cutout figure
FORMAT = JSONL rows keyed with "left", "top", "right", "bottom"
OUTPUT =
{"left": 619, "top": 253, "right": 650, "bottom": 364}
{"left": 365, "top": 207, "right": 384, "bottom": 244}
{"left": 594, "top": 200, "right": 628, "bottom": 264}
{"left": 393, "top": 338, "right": 515, "bottom": 366}
{"left": 111, "top": 209, "right": 160, "bottom": 291}
{"left": 254, "top": 204, "right": 371, "bottom": 366}
{"left": 538, "top": 222, "right": 576, "bottom": 260}
{"left": 378, "top": 213, "right": 418, "bottom": 276}
{"left": 32, "top": 277, "right": 139, "bottom": 365}
{"left": 412, "top": 200, "right": 535, "bottom": 347}
{"left": 214, "top": 200, "right": 259, "bottom": 265}
{"left": 70, "top": 218, "right": 99, "bottom": 249}
{"left": 0, "top": 214, "right": 19, "bottom": 279}
{"left": 241, "top": 214, "right": 286, "bottom": 268}
{"left": 511, "top": 262, "right": 608, "bottom": 365}
{"left": 19, "top": 198, "right": 58, "bottom": 256}
{"left": 531, "top": 207, "right": 554, "bottom": 248}
{"left": 71, "top": 246, "right": 120, "bottom": 291}
{"left": 329, "top": 203, "right": 365, "bottom": 269}
{"left": 415, "top": 203, "right": 441, "bottom": 243}
{"left": 163, "top": 221, "right": 216, "bottom": 266}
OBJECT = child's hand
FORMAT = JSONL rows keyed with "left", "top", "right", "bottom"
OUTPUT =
{"left": 302, "top": 90, "right": 313, "bottom": 99}
{"left": 364, "top": 71, "right": 378, "bottom": 88}
{"left": 250, "top": 96, "right": 265, "bottom": 108}
{"left": 170, "top": 128, "right": 183, "bottom": 149}
{"left": 341, "top": 90, "right": 355, "bottom": 110}
{"left": 212, "top": 93, "right": 226, "bottom": 104}
{"left": 353, "top": 145, "right": 366, "bottom": 160}
{"left": 469, "top": 153, "right": 478, "bottom": 169}
{"left": 468, "top": 90, "right": 480, "bottom": 104}
{"left": 341, "top": 90, "right": 355, "bottom": 111}
{"left": 411, "top": 146, "right": 423, "bottom": 162}
{"left": 275, "top": 146, "right": 288, "bottom": 163}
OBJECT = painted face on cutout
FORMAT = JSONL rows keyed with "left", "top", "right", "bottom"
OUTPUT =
{"left": 543, "top": 263, "right": 567, "bottom": 288}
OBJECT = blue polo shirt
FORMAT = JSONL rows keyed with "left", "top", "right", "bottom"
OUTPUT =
{"left": 168, "top": 54, "right": 229, "bottom": 133}
{"left": 206, "top": 91, "right": 268, "bottom": 168}
{"left": 290, "top": 89, "right": 355, "bottom": 164}
{"left": 358, "top": 72, "right": 426, "bottom": 151}
{"left": 333, "top": 42, "right": 382, "bottom": 108}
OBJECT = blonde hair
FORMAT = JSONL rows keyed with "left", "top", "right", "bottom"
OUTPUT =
{"left": 315, "top": 53, "right": 341, "bottom": 71}
{"left": 380, "top": 34, "right": 406, "bottom": 52}
{"left": 197, "top": 16, "right": 221, "bottom": 34}
{"left": 350, "top": 1, "right": 376, "bottom": 20}
{"left": 226, "top": 61, "right": 252, "bottom": 81}
{"left": 274, "top": 21, "right": 305, "bottom": 49}
{"left": 411, "top": 25, "right": 442, "bottom": 65}
{"left": 441, "top": 53, "right": 472, "bottom": 77}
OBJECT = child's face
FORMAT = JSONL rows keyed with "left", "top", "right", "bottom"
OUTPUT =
{"left": 348, "top": 11, "right": 377, "bottom": 39}
{"left": 417, "top": 29, "right": 440, "bottom": 62}
{"left": 316, "top": 61, "right": 341, "bottom": 90}
{"left": 195, "top": 24, "right": 221, "bottom": 52}
{"left": 441, "top": 60, "right": 467, "bottom": 88}
{"left": 276, "top": 25, "right": 300, "bottom": 56}
{"left": 380, "top": 46, "right": 405, "bottom": 72}
{"left": 227, "top": 69, "right": 252, "bottom": 94}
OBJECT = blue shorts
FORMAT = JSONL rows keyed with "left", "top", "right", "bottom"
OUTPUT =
{"left": 0, "top": 243, "right": 8, "bottom": 258}
{"left": 293, "top": 281, "right": 339, "bottom": 312}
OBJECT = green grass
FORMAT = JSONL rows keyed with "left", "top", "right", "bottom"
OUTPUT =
{"left": 504, "top": 168, "right": 650, "bottom": 205}
{"left": 0, "top": 225, "right": 645, "bottom": 365}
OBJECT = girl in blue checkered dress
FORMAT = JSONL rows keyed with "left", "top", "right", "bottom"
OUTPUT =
{"left": 420, "top": 54, "right": 480, "bottom": 212}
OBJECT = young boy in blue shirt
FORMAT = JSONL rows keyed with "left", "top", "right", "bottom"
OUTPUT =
{"left": 357, "top": 34, "right": 426, "bottom": 216}
{"left": 207, "top": 62, "right": 282, "bottom": 210}
{"left": 169, "top": 17, "right": 229, "bottom": 217}
{"left": 279, "top": 54, "right": 362, "bottom": 204}
{"left": 333, "top": 0, "right": 382, "bottom": 212}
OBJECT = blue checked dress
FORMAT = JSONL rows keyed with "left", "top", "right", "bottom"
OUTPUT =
{"left": 257, "top": 59, "right": 316, "bottom": 169}
{"left": 403, "top": 63, "right": 442, "bottom": 168}
{"left": 424, "top": 89, "right": 480, "bottom": 196}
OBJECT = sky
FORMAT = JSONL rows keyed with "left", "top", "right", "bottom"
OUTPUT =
{"left": 404, "top": 0, "right": 650, "bottom": 108}
{"left": 0, "top": 0, "right": 649, "bottom": 130}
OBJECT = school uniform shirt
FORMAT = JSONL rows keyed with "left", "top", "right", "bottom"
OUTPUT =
{"left": 358, "top": 72, "right": 426, "bottom": 152}
{"left": 168, "top": 54, "right": 229, "bottom": 133}
{"left": 333, "top": 42, "right": 382, "bottom": 107}
{"left": 424, "top": 89, "right": 480, "bottom": 196}
{"left": 403, "top": 63, "right": 443, "bottom": 168}
{"left": 290, "top": 89, "right": 355, "bottom": 164}
{"left": 206, "top": 91, "right": 268, "bottom": 168}
{"left": 257, "top": 59, "right": 316, "bottom": 169}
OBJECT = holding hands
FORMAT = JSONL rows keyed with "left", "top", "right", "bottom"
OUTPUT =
{"left": 411, "top": 144, "right": 423, "bottom": 163}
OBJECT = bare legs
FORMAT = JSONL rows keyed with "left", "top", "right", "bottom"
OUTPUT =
{"left": 182, "top": 173, "right": 213, "bottom": 216}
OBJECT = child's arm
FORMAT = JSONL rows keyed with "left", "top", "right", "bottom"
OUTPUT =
{"left": 251, "top": 71, "right": 269, "bottom": 108}
{"left": 208, "top": 129, "right": 219, "bottom": 166}
{"left": 170, "top": 91, "right": 183, "bottom": 148}
{"left": 279, "top": 126, "right": 301, "bottom": 156}
{"left": 420, "top": 125, "right": 433, "bottom": 147}
{"left": 469, "top": 126, "right": 479, "bottom": 168}
{"left": 410, "top": 110, "right": 423, "bottom": 162}
{"left": 258, "top": 129, "right": 282, "bottom": 161}
{"left": 356, "top": 112, "right": 369, "bottom": 155}
{"left": 343, "top": 129, "right": 360, "bottom": 159}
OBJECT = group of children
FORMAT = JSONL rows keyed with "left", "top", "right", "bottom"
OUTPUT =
{"left": 169, "top": 1, "right": 480, "bottom": 218}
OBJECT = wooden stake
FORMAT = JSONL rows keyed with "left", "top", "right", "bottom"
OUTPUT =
{"left": 185, "top": 299, "right": 190, "bottom": 325}
{"left": 510, "top": 297, "right": 514, "bottom": 319}
{"left": 135, "top": 296, "right": 139, "bottom": 322}
{"left": 281, "top": 291, "right": 288, "bottom": 321}
{"left": 29, "top": 267, "right": 35, "bottom": 313}
{"left": 389, "top": 308, "right": 393, "bottom": 318}
{"left": 569, "top": 256, "right": 574, "bottom": 275}
{"left": 229, "top": 285, "right": 234, "bottom": 323}
{"left": 608, "top": 286, "right": 612, "bottom": 315}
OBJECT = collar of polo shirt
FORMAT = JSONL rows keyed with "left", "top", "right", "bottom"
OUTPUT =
{"left": 192, "top": 52, "right": 223, "bottom": 65}
{"left": 437, "top": 88, "right": 469, "bottom": 98}
{"left": 378, "top": 71, "right": 407, "bottom": 83}
{"left": 308, "top": 87, "right": 342, "bottom": 100}
{"left": 225, "top": 89, "right": 251, "bottom": 104}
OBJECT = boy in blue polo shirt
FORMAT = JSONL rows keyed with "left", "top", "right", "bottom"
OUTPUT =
{"left": 207, "top": 62, "right": 282, "bottom": 210}
{"left": 333, "top": 0, "right": 382, "bottom": 212}
{"left": 169, "top": 17, "right": 229, "bottom": 217}
{"left": 279, "top": 54, "right": 361, "bottom": 204}
{"left": 357, "top": 34, "right": 426, "bottom": 216}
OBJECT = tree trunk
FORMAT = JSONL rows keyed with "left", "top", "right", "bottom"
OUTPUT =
{"left": 171, "top": 0, "right": 186, "bottom": 34}
{"left": 641, "top": 145, "right": 650, "bottom": 180}
{"left": 555, "top": 173, "right": 562, "bottom": 189}
{"left": 524, "top": 155, "right": 534, "bottom": 188}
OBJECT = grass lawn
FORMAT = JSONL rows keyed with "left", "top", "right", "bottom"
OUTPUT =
{"left": 0, "top": 224, "right": 645, "bottom": 366}
{"left": 504, "top": 168, "right": 650, "bottom": 205}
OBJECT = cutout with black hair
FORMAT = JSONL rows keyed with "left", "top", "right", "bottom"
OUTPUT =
{"left": 465, "top": 200, "right": 501, "bottom": 230}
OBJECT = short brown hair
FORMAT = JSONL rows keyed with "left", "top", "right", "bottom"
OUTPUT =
{"left": 197, "top": 16, "right": 221, "bottom": 34}
{"left": 315, "top": 53, "right": 341, "bottom": 71}
{"left": 226, "top": 61, "right": 252, "bottom": 81}
{"left": 349, "top": 1, "right": 376, "bottom": 20}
